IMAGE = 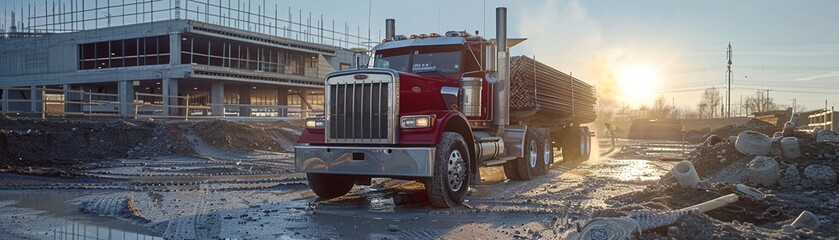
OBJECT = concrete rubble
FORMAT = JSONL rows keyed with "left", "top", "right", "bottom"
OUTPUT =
{"left": 607, "top": 117, "right": 839, "bottom": 239}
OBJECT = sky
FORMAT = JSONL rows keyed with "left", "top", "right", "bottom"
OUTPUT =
{"left": 3, "top": 0, "right": 839, "bottom": 113}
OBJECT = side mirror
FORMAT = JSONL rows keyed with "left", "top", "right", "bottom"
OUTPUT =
{"left": 485, "top": 71, "right": 499, "bottom": 84}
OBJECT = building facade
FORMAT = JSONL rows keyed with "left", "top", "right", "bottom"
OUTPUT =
{"left": 0, "top": 19, "right": 361, "bottom": 118}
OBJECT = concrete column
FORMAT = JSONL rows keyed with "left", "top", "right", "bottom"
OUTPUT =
{"left": 63, "top": 84, "right": 82, "bottom": 113}
{"left": 211, "top": 81, "right": 225, "bottom": 116}
{"left": 239, "top": 85, "right": 252, "bottom": 117}
{"left": 1, "top": 88, "right": 8, "bottom": 112}
{"left": 162, "top": 78, "right": 180, "bottom": 116}
{"left": 170, "top": 33, "right": 181, "bottom": 65}
{"left": 118, "top": 81, "right": 136, "bottom": 116}
{"left": 298, "top": 90, "right": 310, "bottom": 118}
{"left": 277, "top": 88, "right": 289, "bottom": 117}
{"left": 30, "top": 86, "right": 40, "bottom": 112}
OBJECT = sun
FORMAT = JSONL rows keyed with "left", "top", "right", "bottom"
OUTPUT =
{"left": 618, "top": 65, "right": 659, "bottom": 106}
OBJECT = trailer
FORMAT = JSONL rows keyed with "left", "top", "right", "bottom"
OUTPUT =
{"left": 294, "top": 7, "right": 597, "bottom": 207}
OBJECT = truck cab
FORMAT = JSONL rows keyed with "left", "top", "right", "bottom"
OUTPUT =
{"left": 295, "top": 8, "right": 594, "bottom": 208}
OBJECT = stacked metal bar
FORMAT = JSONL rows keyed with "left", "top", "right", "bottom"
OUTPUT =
{"left": 510, "top": 56, "right": 597, "bottom": 123}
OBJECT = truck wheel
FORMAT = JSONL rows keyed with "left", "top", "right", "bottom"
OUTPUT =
{"left": 503, "top": 157, "right": 521, "bottom": 181}
{"left": 426, "top": 132, "right": 470, "bottom": 208}
{"left": 306, "top": 173, "right": 355, "bottom": 199}
{"left": 581, "top": 127, "right": 592, "bottom": 161}
{"left": 537, "top": 129, "right": 553, "bottom": 175}
{"left": 562, "top": 127, "right": 583, "bottom": 162}
{"left": 512, "top": 130, "right": 540, "bottom": 180}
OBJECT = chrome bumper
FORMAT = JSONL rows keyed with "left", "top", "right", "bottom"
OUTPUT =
{"left": 295, "top": 145, "right": 435, "bottom": 177}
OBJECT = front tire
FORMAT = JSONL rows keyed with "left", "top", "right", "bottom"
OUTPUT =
{"left": 426, "top": 132, "right": 470, "bottom": 208}
{"left": 307, "top": 173, "right": 355, "bottom": 199}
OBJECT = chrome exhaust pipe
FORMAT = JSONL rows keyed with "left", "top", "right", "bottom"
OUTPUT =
{"left": 385, "top": 19, "right": 396, "bottom": 40}
{"left": 493, "top": 7, "right": 510, "bottom": 128}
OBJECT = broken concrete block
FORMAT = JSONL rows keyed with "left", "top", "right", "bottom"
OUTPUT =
{"left": 748, "top": 156, "right": 780, "bottom": 187}
{"left": 782, "top": 121, "right": 796, "bottom": 137}
{"left": 816, "top": 130, "right": 839, "bottom": 143}
{"left": 779, "top": 165, "right": 801, "bottom": 188}
{"left": 735, "top": 131, "right": 771, "bottom": 156}
{"left": 673, "top": 161, "right": 700, "bottom": 189}
{"left": 780, "top": 137, "right": 801, "bottom": 159}
{"left": 702, "top": 134, "right": 725, "bottom": 147}
{"left": 792, "top": 211, "right": 820, "bottom": 230}
{"left": 804, "top": 165, "right": 837, "bottom": 187}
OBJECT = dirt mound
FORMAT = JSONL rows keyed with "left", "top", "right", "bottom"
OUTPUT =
{"left": 709, "top": 118, "right": 780, "bottom": 140}
{"left": 0, "top": 118, "right": 153, "bottom": 169}
{"left": 0, "top": 117, "right": 303, "bottom": 175}
{"left": 192, "top": 120, "right": 286, "bottom": 152}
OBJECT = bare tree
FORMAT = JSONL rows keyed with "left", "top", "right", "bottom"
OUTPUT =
{"left": 779, "top": 102, "right": 807, "bottom": 113}
{"left": 682, "top": 107, "right": 700, "bottom": 119}
{"left": 651, "top": 96, "right": 673, "bottom": 119}
{"left": 744, "top": 90, "right": 779, "bottom": 113}
{"left": 700, "top": 88, "right": 721, "bottom": 118}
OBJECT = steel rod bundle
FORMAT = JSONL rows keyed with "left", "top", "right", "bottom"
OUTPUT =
{"left": 509, "top": 56, "right": 596, "bottom": 123}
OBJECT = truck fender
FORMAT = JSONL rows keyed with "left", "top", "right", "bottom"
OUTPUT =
{"left": 436, "top": 112, "right": 477, "bottom": 178}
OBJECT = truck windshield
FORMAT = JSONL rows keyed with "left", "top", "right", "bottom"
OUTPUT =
{"left": 374, "top": 46, "right": 463, "bottom": 75}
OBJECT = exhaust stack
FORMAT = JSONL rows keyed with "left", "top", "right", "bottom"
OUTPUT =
{"left": 385, "top": 19, "right": 396, "bottom": 40}
{"left": 493, "top": 7, "right": 510, "bottom": 127}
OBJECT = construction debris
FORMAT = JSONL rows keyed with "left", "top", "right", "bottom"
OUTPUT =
{"left": 609, "top": 118, "right": 839, "bottom": 239}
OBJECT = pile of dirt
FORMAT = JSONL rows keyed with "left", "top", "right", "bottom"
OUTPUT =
{"left": 0, "top": 118, "right": 153, "bottom": 169}
{"left": 684, "top": 119, "right": 781, "bottom": 144}
{"left": 710, "top": 118, "right": 780, "bottom": 140}
{"left": 192, "top": 119, "right": 286, "bottom": 152}
{"left": 0, "top": 117, "right": 303, "bottom": 174}
{"left": 612, "top": 123, "right": 839, "bottom": 239}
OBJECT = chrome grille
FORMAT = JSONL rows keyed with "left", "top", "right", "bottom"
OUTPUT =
{"left": 325, "top": 70, "right": 397, "bottom": 144}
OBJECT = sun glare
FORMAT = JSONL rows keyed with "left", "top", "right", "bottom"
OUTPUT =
{"left": 618, "top": 65, "right": 659, "bottom": 106}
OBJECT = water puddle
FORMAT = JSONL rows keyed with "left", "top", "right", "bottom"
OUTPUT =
{"left": 0, "top": 191, "right": 162, "bottom": 239}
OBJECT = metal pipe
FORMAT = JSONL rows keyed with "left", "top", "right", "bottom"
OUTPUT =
{"left": 493, "top": 7, "right": 509, "bottom": 128}
{"left": 385, "top": 18, "right": 395, "bottom": 40}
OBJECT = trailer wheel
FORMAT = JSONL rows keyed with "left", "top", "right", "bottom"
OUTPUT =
{"left": 425, "top": 132, "right": 470, "bottom": 208}
{"left": 581, "top": 127, "right": 592, "bottom": 161}
{"left": 306, "top": 173, "right": 355, "bottom": 199}
{"left": 562, "top": 127, "right": 583, "bottom": 162}
{"left": 537, "top": 129, "right": 553, "bottom": 175}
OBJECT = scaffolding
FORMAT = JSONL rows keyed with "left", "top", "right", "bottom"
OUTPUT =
{"left": 1, "top": 0, "right": 372, "bottom": 50}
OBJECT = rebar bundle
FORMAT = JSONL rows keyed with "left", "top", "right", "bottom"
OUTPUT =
{"left": 509, "top": 56, "right": 597, "bottom": 123}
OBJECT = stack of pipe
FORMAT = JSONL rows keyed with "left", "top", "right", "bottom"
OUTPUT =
{"left": 509, "top": 56, "right": 597, "bottom": 123}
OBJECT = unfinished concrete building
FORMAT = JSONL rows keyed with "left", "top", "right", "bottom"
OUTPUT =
{"left": 0, "top": 0, "right": 369, "bottom": 118}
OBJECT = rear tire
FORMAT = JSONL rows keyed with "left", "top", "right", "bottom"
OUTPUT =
{"left": 581, "top": 127, "right": 592, "bottom": 161}
{"left": 536, "top": 129, "right": 553, "bottom": 175}
{"left": 509, "top": 130, "right": 540, "bottom": 181}
{"left": 307, "top": 173, "right": 355, "bottom": 199}
{"left": 562, "top": 127, "right": 583, "bottom": 162}
{"left": 503, "top": 156, "right": 522, "bottom": 181}
{"left": 425, "top": 132, "right": 470, "bottom": 208}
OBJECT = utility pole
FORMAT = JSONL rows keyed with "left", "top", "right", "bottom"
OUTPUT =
{"left": 726, "top": 43, "right": 732, "bottom": 118}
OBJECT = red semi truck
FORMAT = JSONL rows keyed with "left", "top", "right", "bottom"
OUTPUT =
{"left": 295, "top": 7, "right": 596, "bottom": 207}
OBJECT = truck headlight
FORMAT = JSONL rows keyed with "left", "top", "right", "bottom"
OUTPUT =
{"left": 400, "top": 115, "right": 434, "bottom": 129}
{"left": 305, "top": 118, "right": 325, "bottom": 129}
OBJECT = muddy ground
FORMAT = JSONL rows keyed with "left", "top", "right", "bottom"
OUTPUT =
{"left": 0, "top": 117, "right": 836, "bottom": 239}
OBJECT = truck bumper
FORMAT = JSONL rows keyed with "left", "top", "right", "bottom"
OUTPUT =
{"left": 295, "top": 145, "right": 436, "bottom": 177}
